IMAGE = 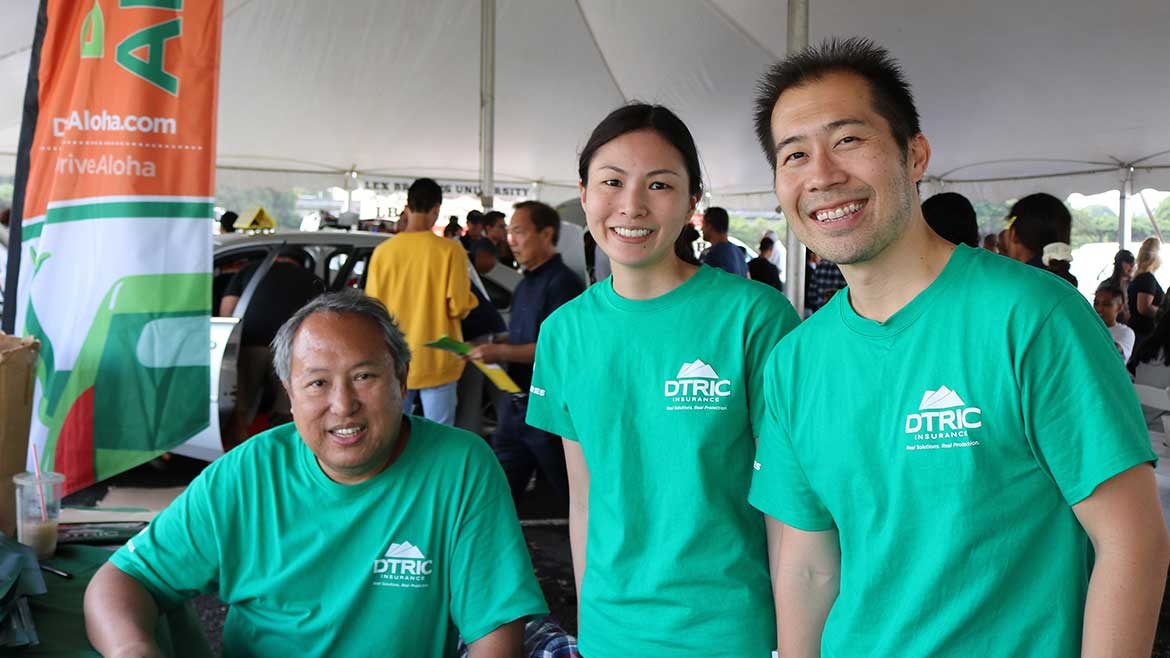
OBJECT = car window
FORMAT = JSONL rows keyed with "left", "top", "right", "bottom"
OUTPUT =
{"left": 325, "top": 247, "right": 373, "bottom": 290}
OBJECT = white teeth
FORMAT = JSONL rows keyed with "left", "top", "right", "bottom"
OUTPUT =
{"left": 332, "top": 426, "right": 363, "bottom": 437}
{"left": 814, "top": 202, "right": 863, "bottom": 222}
{"left": 613, "top": 227, "right": 652, "bottom": 238}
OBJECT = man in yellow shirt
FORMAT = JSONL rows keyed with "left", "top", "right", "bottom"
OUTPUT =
{"left": 366, "top": 178, "right": 478, "bottom": 425}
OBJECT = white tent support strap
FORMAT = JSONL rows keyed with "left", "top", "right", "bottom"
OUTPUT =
{"left": 1119, "top": 170, "right": 1132, "bottom": 250}
{"left": 480, "top": 0, "right": 496, "bottom": 211}
{"left": 785, "top": 0, "right": 808, "bottom": 315}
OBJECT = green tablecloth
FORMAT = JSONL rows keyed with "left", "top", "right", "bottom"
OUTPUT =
{"left": 20, "top": 544, "right": 214, "bottom": 658}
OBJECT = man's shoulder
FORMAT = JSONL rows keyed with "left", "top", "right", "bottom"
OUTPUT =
{"left": 546, "top": 258, "right": 586, "bottom": 291}
{"left": 704, "top": 263, "right": 784, "bottom": 299}
{"left": 540, "top": 280, "right": 602, "bottom": 327}
{"left": 408, "top": 415, "right": 500, "bottom": 471}
{"left": 961, "top": 247, "right": 1081, "bottom": 307}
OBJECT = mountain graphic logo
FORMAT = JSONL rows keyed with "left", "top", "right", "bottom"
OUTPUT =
{"left": 675, "top": 360, "right": 720, "bottom": 379}
{"left": 918, "top": 386, "right": 966, "bottom": 410}
{"left": 384, "top": 541, "right": 426, "bottom": 559}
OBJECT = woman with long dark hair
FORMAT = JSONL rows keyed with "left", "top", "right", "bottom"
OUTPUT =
{"left": 525, "top": 104, "right": 799, "bottom": 657}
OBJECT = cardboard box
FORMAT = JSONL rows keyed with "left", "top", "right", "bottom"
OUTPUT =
{"left": 0, "top": 335, "right": 39, "bottom": 537}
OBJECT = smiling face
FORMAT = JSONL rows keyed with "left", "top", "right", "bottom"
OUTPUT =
{"left": 770, "top": 71, "right": 929, "bottom": 266}
{"left": 285, "top": 311, "right": 407, "bottom": 484}
{"left": 580, "top": 129, "right": 700, "bottom": 273}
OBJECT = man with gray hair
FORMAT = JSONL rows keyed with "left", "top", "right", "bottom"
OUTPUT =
{"left": 85, "top": 289, "right": 547, "bottom": 657}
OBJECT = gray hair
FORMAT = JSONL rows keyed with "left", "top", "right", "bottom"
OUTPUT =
{"left": 271, "top": 289, "right": 411, "bottom": 384}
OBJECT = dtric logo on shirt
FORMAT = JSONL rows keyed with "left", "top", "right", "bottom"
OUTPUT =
{"left": 904, "top": 386, "right": 983, "bottom": 451}
{"left": 372, "top": 540, "right": 433, "bottom": 589}
{"left": 664, "top": 359, "right": 732, "bottom": 411}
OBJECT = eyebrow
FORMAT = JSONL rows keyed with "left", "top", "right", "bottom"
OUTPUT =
{"left": 299, "top": 360, "right": 383, "bottom": 375}
{"left": 774, "top": 118, "right": 868, "bottom": 154}
{"left": 598, "top": 164, "right": 682, "bottom": 177}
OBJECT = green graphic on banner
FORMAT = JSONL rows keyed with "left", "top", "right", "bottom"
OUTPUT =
{"left": 30, "top": 272, "right": 210, "bottom": 482}
{"left": 80, "top": 0, "right": 105, "bottom": 59}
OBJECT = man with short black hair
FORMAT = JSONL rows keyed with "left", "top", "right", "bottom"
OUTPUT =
{"left": 483, "top": 211, "right": 517, "bottom": 269}
{"left": 699, "top": 207, "right": 746, "bottom": 276}
{"left": 366, "top": 178, "right": 478, "bottom": 426}
{"left": 468, "top": 201, "right": 584, "bottom": 513}
{"left": 748, "top": 237, "right": 783, "bottom": 291}
{"left": 85, "top": 290, "right": 547, "bottom": 658}
{"left": 749, "top": 37, "right": 1167, "bottom": 658}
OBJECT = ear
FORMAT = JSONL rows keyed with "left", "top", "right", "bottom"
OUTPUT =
{"left": 540, "top": 225, "right": 556, "bottom": 246}
{"left": 907, "top": 133, "right": 931, "bottom": 182}
{"left": 579, "top": 180, "right": 587, "bottom": 207}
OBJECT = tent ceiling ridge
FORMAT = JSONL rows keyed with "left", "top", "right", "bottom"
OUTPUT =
{"left": 936, "top": 157, "right": 1126, "bottom": 179}
{"left": 217, "top": 153, "right": 349, "bottom": 171}
{"left": 702, "top": 0, "right": 782, "bottom": 60}
{"left": 573, "top": 0, "right": 628, "bottom": 102}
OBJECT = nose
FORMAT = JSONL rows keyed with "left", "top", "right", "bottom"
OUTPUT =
{"left": 328, "top": 380, "right": 360, "bottom": 416}
{"left": 619, "top": 183, "right": 648, "bottom": 219}
{"left": 805, "top": 150, "right": 848, "bottom": 192}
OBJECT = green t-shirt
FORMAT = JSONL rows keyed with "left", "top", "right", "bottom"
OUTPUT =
{"left": 111, "top": 417, "right": 548, "bottom": 657}
{"left": 526, "top": 265, "right": 800, "bottom": 658}
{"left": 749, "top": 244, "right": 1156, "bottom": 657}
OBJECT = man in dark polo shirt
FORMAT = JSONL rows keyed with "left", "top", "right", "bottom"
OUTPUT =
{"left": 468, "top": 201, "right": 584, "bottom": 513}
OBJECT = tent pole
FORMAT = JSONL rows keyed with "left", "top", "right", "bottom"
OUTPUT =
{"left": 1139, "top": 187, "right": 1163, "bottom": 242}
{"left": 1118, "top": 169, "right": 1132, "bottom": 250}
{"left": 479, "top": 0, "right": 496, "bottom": 211}
{"left": 784, "top": 0, "right": 809, "bottom": 314}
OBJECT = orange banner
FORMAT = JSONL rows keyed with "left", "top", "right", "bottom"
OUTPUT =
{"left": 13, "top": 0, "right": 221, "bottom": 493}
{"left": 24, "top": 0, "right": 220, "bottom": 218}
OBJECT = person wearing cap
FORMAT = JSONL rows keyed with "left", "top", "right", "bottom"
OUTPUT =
{"left": 85, "top": 290, "right": 547, "bottom": 658}
{"left": 219, "top": 245, "right": 325, "bottom": 449}
{"left": 1099, "top": 249, "right": 1135, "bottom": 324}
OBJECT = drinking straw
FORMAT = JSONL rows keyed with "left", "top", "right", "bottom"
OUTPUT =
{"left": 30, "top": 448, "right": 48, "bottom": 522}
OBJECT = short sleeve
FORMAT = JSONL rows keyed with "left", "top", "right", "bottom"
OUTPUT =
{"left": 1133, "top": 273, "right": 1159, "bottom": 296}
{"left": 448, "top": 451, "right": 548, "bottom": 642}
{"left": 446, "top": 249, "right": 479, "bottom": 320}
{"left": 1019, "top": 293, "right": 1156, "bottom": 506}
{"left": 748, "top": 345, "right": 835, "bottom": 531}
{"left": 525, "top": 318, "right": 579, "bottom": 440}
{"left": 364, "top": 246, "right": 388, "bottom": 299}
{"left": 745, "top": 292, "right": 801, "bottom": 438}
{"left": 109, "top": 466, "right": 224, "bottom": 611}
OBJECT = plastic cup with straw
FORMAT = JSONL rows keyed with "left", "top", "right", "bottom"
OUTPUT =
{"left": 13, "top": 448, "right": 64, "bottom": 560}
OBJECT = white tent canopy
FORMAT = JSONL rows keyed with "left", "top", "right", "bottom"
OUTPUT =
{"left": 2, "top": 0, "right": 1169, "bottom": 208}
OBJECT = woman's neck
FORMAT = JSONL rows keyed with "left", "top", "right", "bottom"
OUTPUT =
{"left": 610, "top": 257, "right": 698, "bottom": 300}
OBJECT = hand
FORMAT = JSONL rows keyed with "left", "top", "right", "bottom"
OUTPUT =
{"left": 467, "top": 343, "right": 505, "bottom": 364}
